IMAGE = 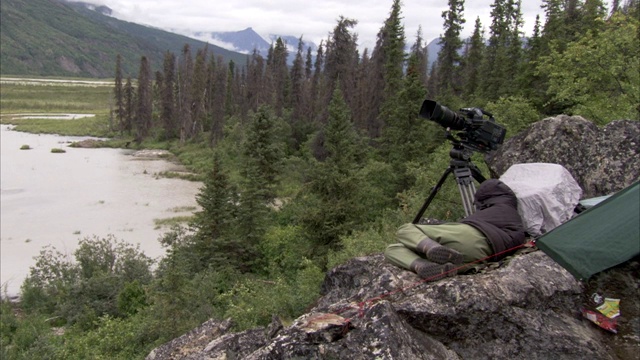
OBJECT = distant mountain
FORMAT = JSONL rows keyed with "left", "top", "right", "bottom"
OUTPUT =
{"left": 426, "top": 38, "right": 441, "bottom": 71}
{"left": 0, "top": 0, "right": 248, "bottom": 78}
{"left": 195, "top": 28, "right": 270, "bottom": 55}
{"left": 193, "top": 27, "right": 318, "bottom": 64}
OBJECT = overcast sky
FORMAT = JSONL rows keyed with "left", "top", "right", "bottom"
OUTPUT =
{"left": 79, "top": 0, "right": 551, "bottom": 51}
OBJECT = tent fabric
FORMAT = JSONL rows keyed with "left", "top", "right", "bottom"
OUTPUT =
{"left": 499, "top": 163, "right": 582, "bottom": 237}
{"left": 536, "top": 180, "right": 640, "bottom": 281}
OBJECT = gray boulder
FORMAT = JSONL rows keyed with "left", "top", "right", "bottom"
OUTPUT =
{"left": 486, "top": 115, "right": 640, "bottom": 198}
{"left": 146, "top": 252, "right": 619, "bottom": 360}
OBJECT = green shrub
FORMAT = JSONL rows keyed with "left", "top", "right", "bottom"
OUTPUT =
{"left": 218, "top": 261, "right": 324, "bottom": 331}
{"left": 54, "top": 315, "right": 151, "bottom": 360}
{"left": 485, "top": 96, "right": 541, "bottom": 137}
{"left": 327, "top": 210, "right": 401, "bottom": 268}
{"left": 0, "top": 300, "right": 58, "bottom": 360}
{"left": 50, "top": 148, "right": 66, "bottom": 153}
{"left": 260, "top": 225, "right": 313, "bottom": 277}
{"left": 117, "top": 280, "right": 147, "bottom": 316}
{"left": 19, "top": 144, "right": 31, "bottom": 150}
{"left": 20, "top": 235, "right": 154, "bottom": 329}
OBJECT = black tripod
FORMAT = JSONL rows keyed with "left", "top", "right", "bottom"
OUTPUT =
{"left": 412, "top": 139, "right": 486, "bottom": 224}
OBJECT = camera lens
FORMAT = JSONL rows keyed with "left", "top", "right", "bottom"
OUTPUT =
{"left": 419, "top": 100, "right": 466, "bottom": 130}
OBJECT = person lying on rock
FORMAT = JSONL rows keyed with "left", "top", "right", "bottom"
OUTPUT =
{"left": 384, "top": 179, "right": 526, "bottom": 281}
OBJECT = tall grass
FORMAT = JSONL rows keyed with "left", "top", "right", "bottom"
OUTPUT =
{"left": 0, "top": 78, "right": 115, "bottom": 137}
{"left": 0, "top": 82, "right": 112, "bottom": 114}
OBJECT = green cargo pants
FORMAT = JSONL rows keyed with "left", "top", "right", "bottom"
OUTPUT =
{"left": 384, "top": 222, "right": 492, "bottom": 271}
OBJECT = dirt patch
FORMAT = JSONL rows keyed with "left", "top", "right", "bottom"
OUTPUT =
{"left": 132, "top": 149, "right": 173, "bottom": 158}
{"left": 70, "top": 139, "right": 107, "bottom": 148}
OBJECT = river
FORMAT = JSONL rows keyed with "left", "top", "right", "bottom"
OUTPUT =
{"left": 0, "top": 125, "right": 202, "bottom": 297}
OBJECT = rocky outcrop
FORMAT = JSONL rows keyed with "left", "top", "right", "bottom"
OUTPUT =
{"left": 145, "top": 251, "right": 624, "bottom": 360}
{"left": 145, "top": 115, "right": 639, "bottom": 359}
{"left": 486, "top": 116, "right": 640, "bottom": 198}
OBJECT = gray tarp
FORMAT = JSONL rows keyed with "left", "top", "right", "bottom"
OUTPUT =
{"left": 499, "top": 163, "right": 582, "bottom": 237}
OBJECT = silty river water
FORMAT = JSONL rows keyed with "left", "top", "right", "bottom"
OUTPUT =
{"left": 0, "top": 125, "right": 202, "bottom": 297}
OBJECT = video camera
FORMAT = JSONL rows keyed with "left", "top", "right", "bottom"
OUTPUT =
{"left": 419, "top": 99, "right": 506, "bottom": 153}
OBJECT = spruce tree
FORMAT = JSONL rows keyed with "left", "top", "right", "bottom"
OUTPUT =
{"left": 379, "top": 47, "right": 443, "bottom": 192}
{"left": 461, "top": 17, "right": 484, "bottom": 102}
{"left": 245, "top": 49, "right": 264, "bottom": 113}
{"left": 478, "top": 0, "right": 524, "bottom": 101}
{"left": 234, "top": 106, "right": 284, "bottom": 271}
{"left": 178, "top": 44, "right": 194, "bottom": 143}
{"left": 289, "top": 37, "right": 311, "bottom": 150}
{"left": 505, "top": 0, "right": 525, "bottom": 96}
{"left": 269, "top": 38, "right": 290, "bottom": 117}
{"left": 435, "top": 0, "right": 466, "bottom": 103}
{"left": 161, "top": 51, "right": 177, "bottom": 140}
{"left": 519, "top": 15, "right": 546, "bottom": 108}
{"left": 135, "top": 56, "right": 152, "bottom": 142}
{"left": 224, "top": 61, "right": 235, "bottom": 119}
{"left": 376, "top": 0, "right": 408, "bottom": 143}
{"left": 581, "top": 0, "right": 607, "bottom": 34}
{"left": 310, "top": 41, "right": 325, "bottom": 124}
{"left": 299, "top": 86, "right": 366, "bottom": 259}
{"left": 113, "top": 54, "right": 125, "bottom": 134}
{"left": 324, "top": 17, "right": 359, "bottom": 120}
{"left": 123, "top": 76, "right": 134, "bottom": 135}
{"left": 210, "top": 56, "right": 227, "bottom": 146}
{"left": 410, "top": 26, "right": 429, "bottom": 90}
{"left": 191, "top": 152, "right": 238, "bottom": 270}
{"left": 380, "top": 0, "right": 406, "bottom": 101}
{"left": 353, "top": 48, "right": 373, "bottom": 132}
{"left": 189, "top": 47, "right": 208, "bottom": 138}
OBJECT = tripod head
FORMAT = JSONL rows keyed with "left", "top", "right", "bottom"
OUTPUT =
{"left": 412, "top": 133, "right": 487, "bottom": 224}
{"left": 445, "top": 129, "right": 478, "bottom": 166}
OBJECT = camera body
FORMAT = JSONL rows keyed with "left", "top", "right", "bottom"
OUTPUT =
{"left": 419, "top": 99, "right": 506, "bottom": 152}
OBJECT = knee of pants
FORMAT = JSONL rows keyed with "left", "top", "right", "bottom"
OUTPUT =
{"left": 384, "top": 243, "right": 405, "bottom": 255}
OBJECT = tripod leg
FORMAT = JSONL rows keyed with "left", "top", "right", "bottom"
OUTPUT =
{"left": 468, "top": 164, "right": 486, "bottom": 183}
{"left": 454, "top": 168, "right": 477, "bottom": 217}
{"left": 412, "top": 168, "right": 453, "bottom": 224}
{"left": 457, "top": 181, "right": 476, "bottom": 216}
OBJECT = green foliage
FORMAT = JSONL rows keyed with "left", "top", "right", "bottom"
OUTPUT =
{"left": 485, "top": 96, "right": 541, "bottom": 137}
{"left": 189, "top": 153, "right": 242, "bottom": 272}
{"left": 537, "top": 13, "right": 639, "bottom": 123}
{"left": 20, "top": 235, "right": 154, "bottom": 329}
{"left": 218, "top": 261, "right": 324, "bottom": 330}
{"left": 297, "top": 87, "right": 372, "bottom": 259}
{"left": 260, "top": 225, "right": 313, "bottom": 277}
{"left": 327, "top": 209, "right": 404, "bottom": 268}
{"left": 1, "top": 299, "right": 58, "bottom": 360}
{"left": 241, "top": 106, "right": 286, "bottom": 201}
{"left": 117, "top": 280, "right": 148, "bottom": 316}
{"left": 54, "top": 314, "right": 151, "bottom": 360}
{"left": 435, "top": 0, "right": 466, "bottom": 101}
{"left": 232, "top": 106, "right": 286, "bottom": 272}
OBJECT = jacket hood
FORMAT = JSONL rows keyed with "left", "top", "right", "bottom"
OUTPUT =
{"left": 474, "top": 179, "right": 519, "bottom": 210}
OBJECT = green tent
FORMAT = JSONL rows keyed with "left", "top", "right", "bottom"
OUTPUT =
{"left": 536, "top": 180, "right": 640, "bottom": 281}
